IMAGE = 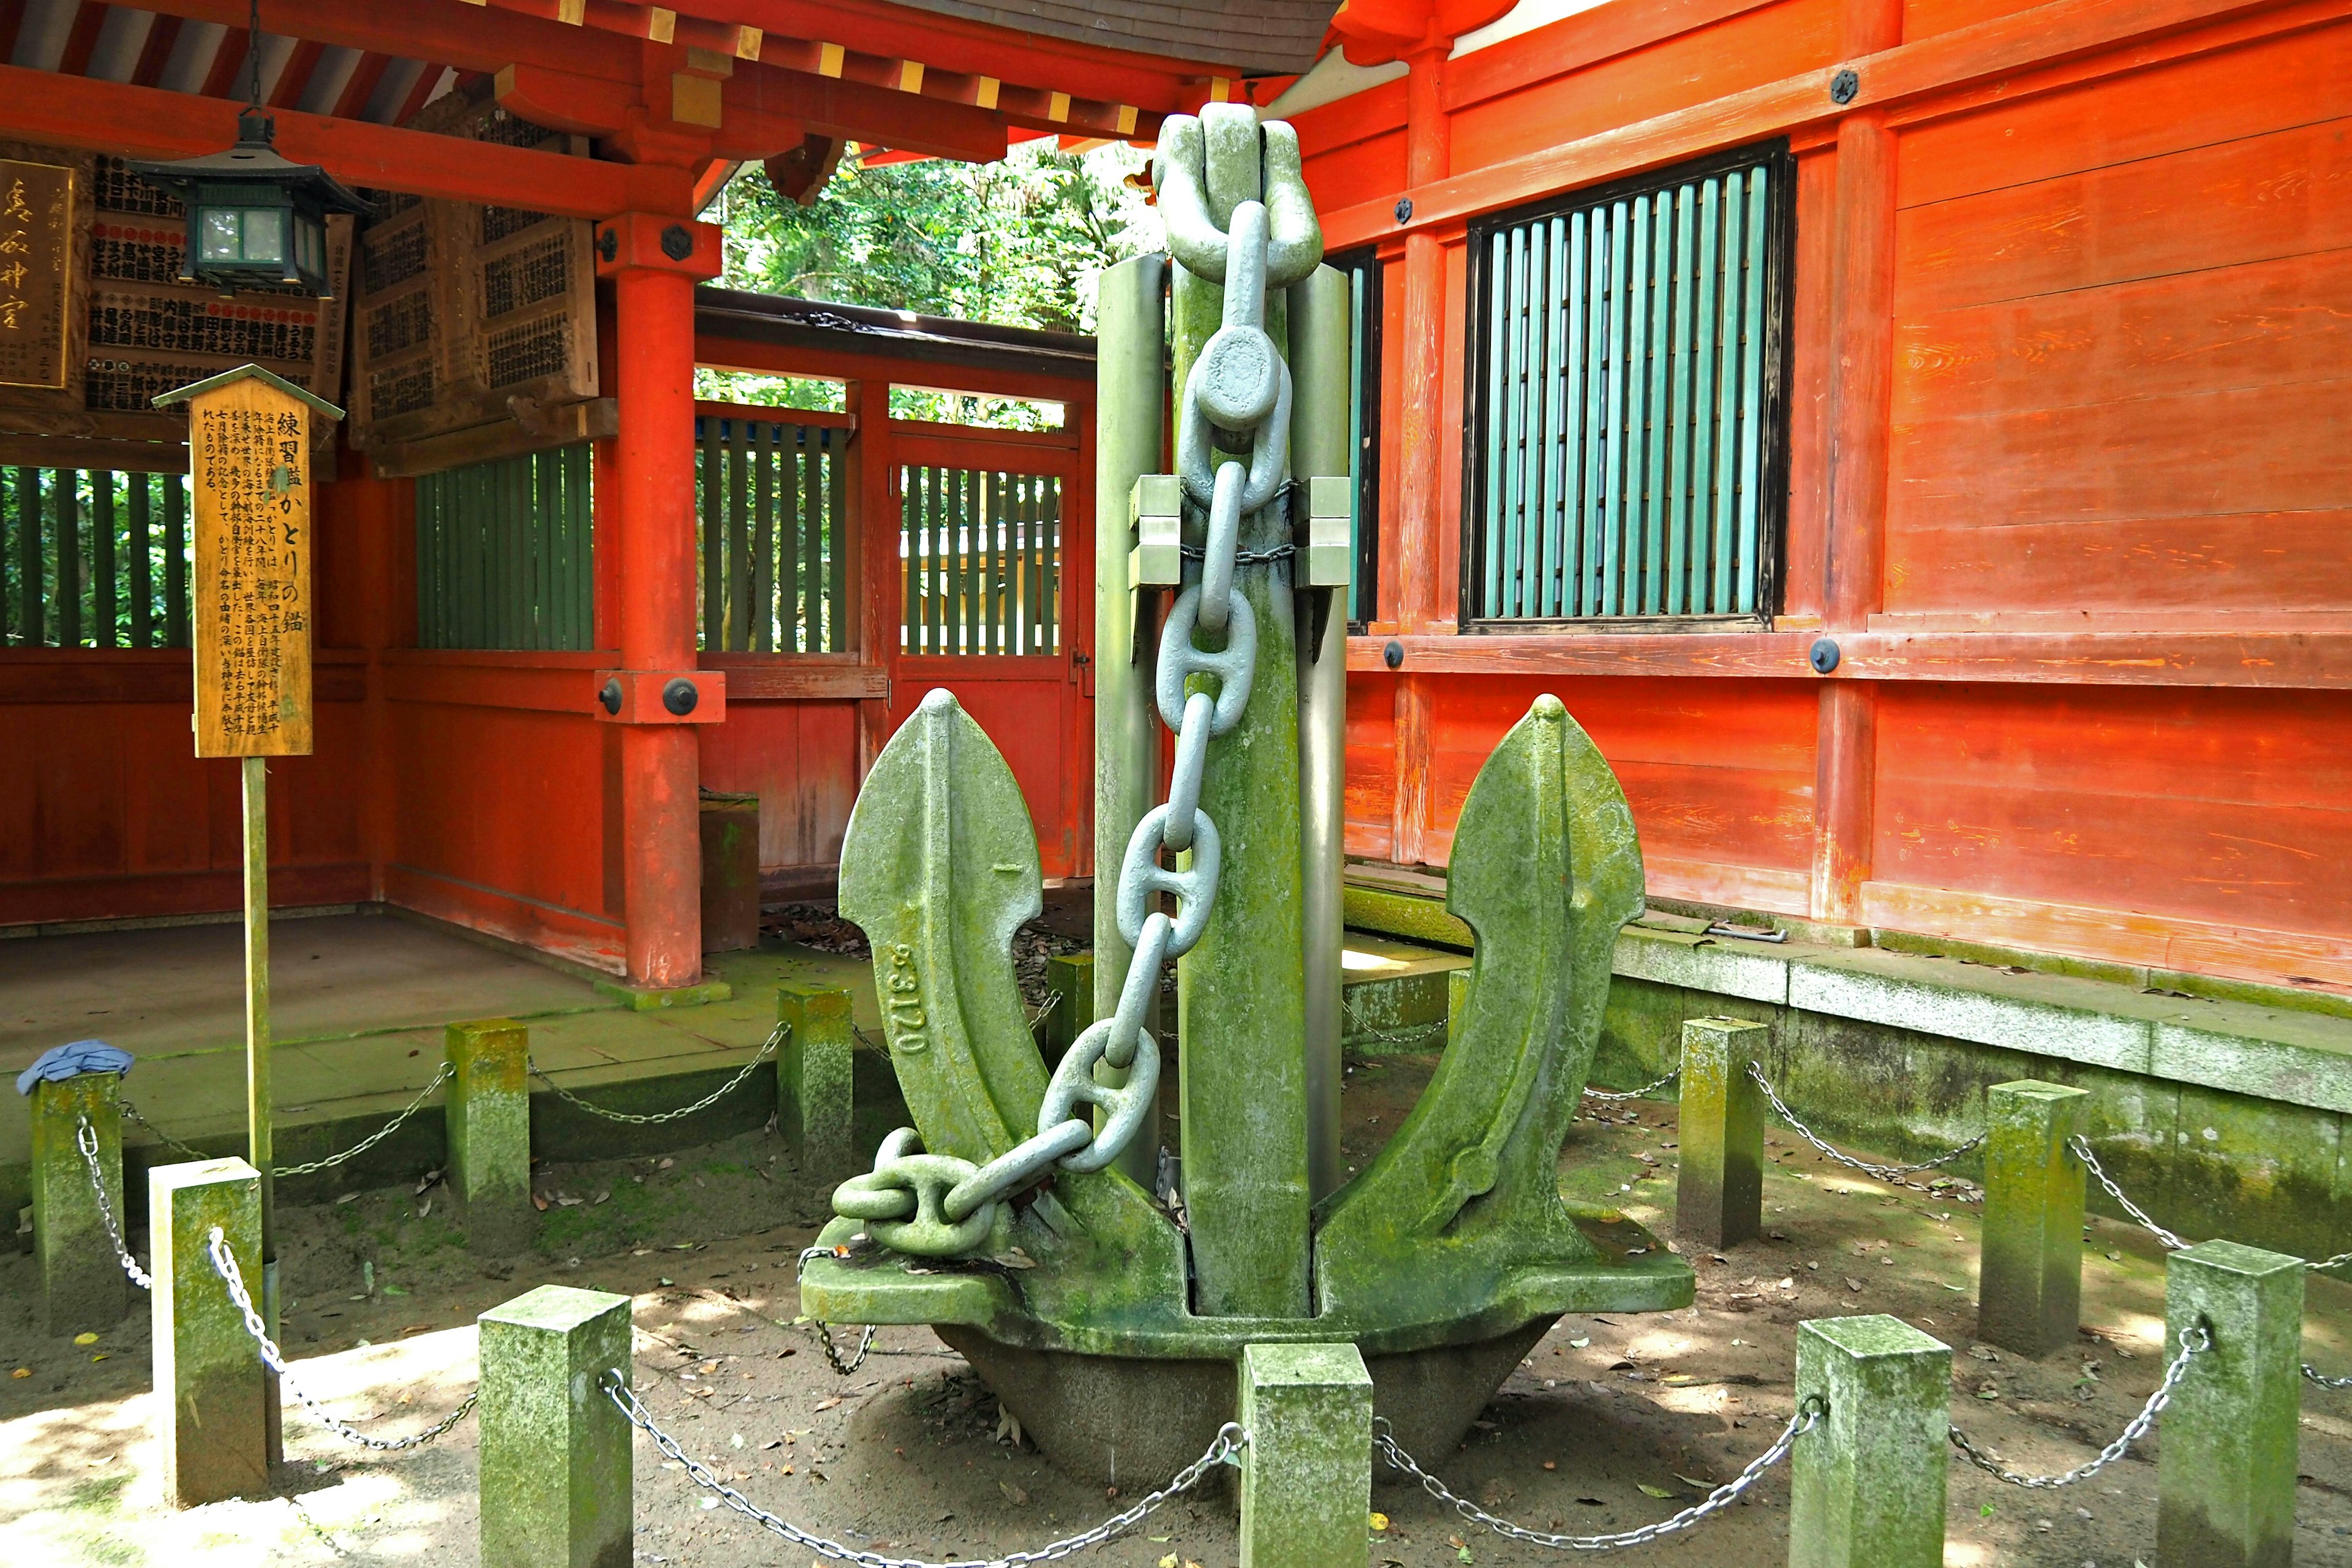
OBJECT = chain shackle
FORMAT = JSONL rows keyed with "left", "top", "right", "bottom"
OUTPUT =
{"left": 1152, "top": 110, "right": 1323, "bottom": 287}
{"left": 1117, "top": 804, "right": 1223, "bottom": 957}
{"left": 1040, "top": 1022, "right": 1161, "bottom": 1174}
{"left": 1156, "top": 585, "right": 1257, "bottom": 735}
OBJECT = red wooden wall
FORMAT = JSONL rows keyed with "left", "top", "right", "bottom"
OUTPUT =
{"left": 1300, "top": 0, "right": 2352, "bottom": 992}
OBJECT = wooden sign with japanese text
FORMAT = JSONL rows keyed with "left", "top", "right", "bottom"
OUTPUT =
{"left": 162, "top": 368, "right": 342, "bottom": 757}
{"left": 0, "top": 156, "right": 74, "bottom": 389}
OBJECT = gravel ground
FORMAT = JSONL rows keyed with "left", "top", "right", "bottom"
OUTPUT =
{"left": 6, "top": 1053, "right": 2352, "bottom": 1566}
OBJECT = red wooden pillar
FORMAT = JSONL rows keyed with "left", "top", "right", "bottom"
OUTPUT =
{"left": 599, "top": 213, "right": 723, "bottom": 988}
{"left": 1812, "top": 0, "right": 1902, "bottom": 925}
{"left": 1391, "top": 45, "right": 1451, "bottom": 867}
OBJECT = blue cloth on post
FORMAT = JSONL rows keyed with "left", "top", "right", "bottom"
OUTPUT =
{"left": 14, "top": 1040, "right": 135, "bottom": 1096}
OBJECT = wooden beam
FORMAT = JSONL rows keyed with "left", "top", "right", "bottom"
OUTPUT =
{"left": 1343, "top": 630, "right": 2352, "bottom": 688}
{"left": 268, "top": 39, "right": 328, "bottom": 109}
{"left": 56, "top": 2, "right": 107, "bottom": 78}
{"left": 130, "top": 0, "right": 640, "bottom": 85}
{"left": 131, "top": 15, "right": 185, "bottom": 88}
{"left": 202, "top": 25, "right": 252, "bottom": 99}
{"left": 695, "top": 657, "right": 887, "bottom": 701}
{"left": 726, "top": 62, "right": 1008, "bottom": 161}
{"left": 1321, "top": 0, "right": 2336, "bottom": 248}
{"left": 331, "top": 50, "right": 394, "bottom": 119}
{"left": 0, "top": 64, "right": 695, "bottom": 216}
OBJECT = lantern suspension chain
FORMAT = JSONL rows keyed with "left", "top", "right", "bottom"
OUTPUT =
{"left": 829, "top": 116, "right": 1319, "bottom": 1258}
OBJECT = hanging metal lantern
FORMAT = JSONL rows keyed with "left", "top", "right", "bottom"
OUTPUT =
{"left": 126, "top": 2, "right": 368, "bottom": 299}
{"left": 129, "top": 106, "right": 368, "bottom": 298}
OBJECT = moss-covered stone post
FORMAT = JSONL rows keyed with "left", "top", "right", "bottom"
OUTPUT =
{"left": 480, "top": 1284, "right": 635, "bottom": 1568}
{"left": 447, "top": 1019, "right": 533, "bottom": 1253}
{"left": 1237, "top": 1341, "right": 1373, "bottom": 1568}
{"left": 151, "top": 1156, "right": 269, "bottom": 1506}
{"left": 1042, "top": 951, "right": 1094, "bottom": 1062}
{"left": 1447, "top": 967, "right": 1469, "bottom": 1047}
{"left": 778, "top": 982, "right": 856, "bottom": 1193}
{"left": 2158, "top": 1240, "right": 2301, "bottom": 1568}
{"left": 1975, "top": 1079, "right": 2087, "bottom": 1356}
{"left": 1675, "top": 1017, "right": 1769, "bottom": 1247}
{"left": 30, "top": 1069, "right": 128, "bottom": 1335}
{"left": 1790, "top": 1314, "right": 1950, "bottom": 1568}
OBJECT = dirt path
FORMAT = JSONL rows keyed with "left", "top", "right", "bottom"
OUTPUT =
{"left": 6, "top": 1066, "right": 2352, "bottom": 1566}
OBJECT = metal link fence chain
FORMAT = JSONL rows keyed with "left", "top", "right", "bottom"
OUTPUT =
{"left": 75, "top": 1116, "right": 153, "bottom": 1289}
{"left": 274, "top": 1063, "right": 454, "bottom": 1177}
{"left": 607, "top": 1368, "right": 1245, "bottom": 1567}
{"left": 531, "top": 1024, "right": 783, "bottom": 1126}
{"left": 1373, "top": 1401, "right": 1820, "bottom": 1552}
{"left": 798, "top": 1243, "right": 877, "bottom": 1374}
{"left": 118, "top": 1098, "right": 213, "bottom": 1161}
{"left": 1585, "top": 1067, "right": 1679, "bottom": 1103}
{"left": 836, "top": 113, "right": 1311, "bottom": 1260}
{"left": 1950, "top": 1322, "right": 2208, "bottom": 1487}
{"left": 2067, "top": 1136, "right": 2352, "bottom": 1275}
{"left": 2305, "top": 1363, "right": 2352, "bottom": 1391}
{"left": 1747, "top": 1063, "right": 1986, "bottom": 1189}
{"left": 205, "top": 1226, "right": 477, "bottom": 1450}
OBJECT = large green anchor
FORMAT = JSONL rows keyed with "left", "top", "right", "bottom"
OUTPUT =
{"left": 803, "top": 101, "right": 1689, "bottom": 1485}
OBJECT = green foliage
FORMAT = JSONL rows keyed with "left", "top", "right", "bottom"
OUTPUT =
{"left": 715, "top": 140, "right": 1155, "bottom": 336}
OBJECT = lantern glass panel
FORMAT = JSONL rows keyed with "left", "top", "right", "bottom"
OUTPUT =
{"left": 242, "top": 206, "right": 285, "bottom": 265}
{"left": 201, "top": 209, "right": 241, "bottom": 262}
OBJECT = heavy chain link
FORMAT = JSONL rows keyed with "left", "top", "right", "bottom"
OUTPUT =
{"left": 1373, "top": 1402, "right": 1819, "bottom": 1552}
{"left": 75, "top": 1116, "right": 152, "bottom": 1289}
{"left": 607, "top": 1368, "right": 1245, "bottom": 1567}
{"left": 274, "top": 1063, "right": 454, "bottom": 1177}
{"left": 205, "top": 1226, "right": 478, "bottom": 1451}
{"left": 532, "top": 1024, "right": 783, "bottom": 1126}
{"left": 837, "top": 111, "right": 1313, "bottom": 1260}
{"left": 1747, "top": 1063, "right": 1986, "bottom": 1187}
{"left": 1950, "top": 1322, "right": 2208, "bottom": 1487}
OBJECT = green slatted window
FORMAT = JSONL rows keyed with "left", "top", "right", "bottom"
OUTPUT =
{"left": 1330, "top": 246, "right": 1383, "bottom": 628}
{"left": 416, "top": 443, "right": 595, "bottom": 650}
{"left": 3, "top": 467, "right": 193, "bottom": 648}
{"left": 696, "top": 413, "right": 850, "bottom": 653}
{"left": 1466, "top": 142, "right": 1793, "bottom": 626}
{"left": 899, "top": 467, "right": 1061, "bottom": 655}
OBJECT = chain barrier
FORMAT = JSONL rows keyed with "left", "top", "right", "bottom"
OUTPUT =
{"left": 75, "top": 1116, "right": 153, "bottom": 1289}
{"left": 2305, "top": 1363, "right": 2352, "bottom": 1391}
{"left": 1950, "top": 1322, "right": 2207, "bottom": 1487}
{"left": 1584, "top": 1067, "right": 1679, "bottom": 1103}
{"left": 837, "top": 110, "right": 1319, "bottom": 1260}
{"left": 608, "top": 1368, "right": 1245, "bottom": 1567}
{"left": 119, "top": 1065, "right": 453, "bottom": 1178}
{"left": 2065, "top": 1136, "right": 2352, "bottom": 1276}
{"left": 1746, "top": 1063, "right": 1985, "bottom": 1195}
{"left": 1373, "top": 1402, "right": 1819, "bottom": 1552}
{"left": 1023, "top": 989, "right": 1063, "bottom": 1031}
{"left": 532, "top": 1024, "right": 783, "bottom": 1126}
{"left": 205, "top": 1226, "right": 478, "bottom": 1450}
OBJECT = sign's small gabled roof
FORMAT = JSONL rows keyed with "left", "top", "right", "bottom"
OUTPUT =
{"left": 151, "top": 363, "right": 345, "bottom": 421}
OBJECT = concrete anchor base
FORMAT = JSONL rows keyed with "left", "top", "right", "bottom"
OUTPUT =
{"left": 937, "top": 1318, "right": 1553, "bottom": 1489}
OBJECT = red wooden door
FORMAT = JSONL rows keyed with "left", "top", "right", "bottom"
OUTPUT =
{"left": 883, "top": 423, "right": 1091, "bottom": 878}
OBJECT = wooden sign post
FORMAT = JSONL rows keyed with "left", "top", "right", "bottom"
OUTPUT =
{"left": 156, "top": 364, "right": 343, "bottom": 1469}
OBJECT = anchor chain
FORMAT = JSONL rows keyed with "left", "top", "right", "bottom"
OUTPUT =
{"left": 837, "top": 113, "right": 1317, "bottom": 1259}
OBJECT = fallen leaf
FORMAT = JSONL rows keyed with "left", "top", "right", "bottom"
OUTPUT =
{"left": 1845, "top": 1278, "right": 1864, "bottom": 1292}
{"left": 1158, "top": 1557, "right": 1178, "bottom": 1568}
{"left": 531, "top": 1193, "right": 549, "bottom": 1212}
{"left": 72, "top": 1333, "right": 97, "bottom": 1346}
{"left": 1675, "top": 1474, "right": 1713, "bottom": 1489}
{"left": 1542, "top": 1460, "right": 1557, "bottom": 1471}
{"left": 761, "top": 1439, "right": 782, "bottom": 1450}
{"left": 1369, "top": 1510, "right": 1390, "bottom": 1531}
{"left": 1567, "top": 1336, "right": 1590, "bottom": 1349}
{"left": 335, "top": 1193, "right": 360, "bottom": 1205}
{"left": 815, "top": 1396, "right": 843, "bottom": 1412}
{"left": 657, "top": 1276, "right": 674, "bottom": 1287}
{"left": 556, "top": 1196, "right": 586, "bottom": 1208}
{"left": 1638, "top": 1482, "right": 1676, "bottom": 1498}
{"left": 999, "top": 1481, "right": 1028, "bottom": 1506}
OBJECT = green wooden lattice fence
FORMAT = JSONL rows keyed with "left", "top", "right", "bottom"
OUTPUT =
{"left": 2, "top": 467, "right": 192, "bottom": 648}
{"left": 900, "top": 466, "right": 1060, "bottom": 655}
{"left": 696, "top": 413, "right": 849, "bottom": 654}
{"left": 416, "top": 443, "right": 595, "bottom": 650}
{"left": 1470, "top": 148, "right": 1789, "bottom": 623}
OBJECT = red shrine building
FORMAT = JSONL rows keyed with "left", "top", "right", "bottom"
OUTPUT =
{"left": 1, "top": 0, "right": 2348, "bottom": 1012}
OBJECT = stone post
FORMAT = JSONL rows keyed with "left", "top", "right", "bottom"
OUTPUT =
{"left": 1447, "top": 967, "right": 1469, "bottom": 1047}
{"left": 1675, "top": 1017, "right": 1769, "bottom": 1247}
{"left": 778, "top": 982, "right": 856, "bottom": 1193}
{"left": 1975, "top": 1079, "right": 2087, "bottom": 1356}
{"left": 1042, "top": 951, "right": 1095, "bottom": 1062}
{"left": 1237, "top": 1341, "right": 1373, "bottom": 1568}
{"left": 30, "top": 1070, "right": 127, "bottom": 1334}
{"left": 447, "top": 1019, "right": 533, "bottom": 1253}
{"left": 1790, "top": 1314, "right": 1950, "bottom": 1568}
{"left": 480, "top": 1284, "right": 635, "bottom": 1568}
{"left": 151, "top": 1157, "right": 270, "bottom": 1506}
{"left": 2158, "top": 1240, "right": 2301, "bottom": 1568}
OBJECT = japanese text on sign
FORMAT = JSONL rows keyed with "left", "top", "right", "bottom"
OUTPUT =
{"left": 192, "top": 383, "right": 314, "bottom": 756}
{"left": 0, "top": 158, "right": 72, "bottom": 388}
